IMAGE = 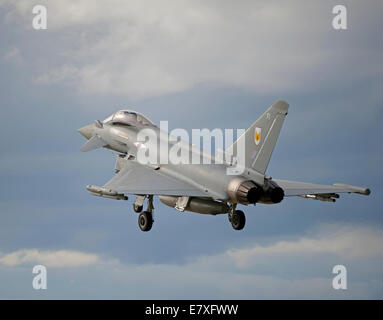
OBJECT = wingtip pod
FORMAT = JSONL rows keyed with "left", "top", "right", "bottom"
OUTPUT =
{"left": 333, "top": 183, "right": 371, "bottom": 196}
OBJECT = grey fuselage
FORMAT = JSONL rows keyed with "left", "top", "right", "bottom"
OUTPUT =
{"left": 80, "top": 121, "right": 265, "bottom": 201}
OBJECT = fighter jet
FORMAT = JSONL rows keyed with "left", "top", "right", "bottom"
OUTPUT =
{"left": 78, "top": 101, "right": 370, "bottom": 232}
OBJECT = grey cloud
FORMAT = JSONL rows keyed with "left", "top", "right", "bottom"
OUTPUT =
{"left": 1, "top": 0, "right": 382, "bottom": 299}
{"left": 1, "top": 224, "right": 383, "bottom": 298}
{"left": 2, "top": 0, "right": 382, "bottom": 99}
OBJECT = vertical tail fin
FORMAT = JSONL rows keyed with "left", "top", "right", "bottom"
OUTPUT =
{"left": 227, "top": 100, "right": 289, "bottom": 175}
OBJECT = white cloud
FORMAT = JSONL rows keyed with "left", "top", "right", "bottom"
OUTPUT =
{"left": 226, "top": 225, "right": 383, "bottom": 267}
{"left": 2, "top": 225, "right": 382, "bottom": 271}
{"left": 0, "top": 249, "right": 101, "bottom": 268}
{"left": 2, "top": 0, "right": 382, "bottom": 99}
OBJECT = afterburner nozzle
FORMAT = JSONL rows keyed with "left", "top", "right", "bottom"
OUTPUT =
{"left": 247, "top": 187, "right": 262, "bottom": 203}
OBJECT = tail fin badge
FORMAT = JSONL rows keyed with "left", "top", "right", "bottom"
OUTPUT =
{"left": 254, "top": 127, "right": 261, "bottom": 146}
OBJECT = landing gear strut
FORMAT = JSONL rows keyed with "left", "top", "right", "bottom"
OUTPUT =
{"left": 228, "top": 204, "right": 246, "bottom": 230}
{"left": 136, "top": 195, "right": 154, "bottom": 232}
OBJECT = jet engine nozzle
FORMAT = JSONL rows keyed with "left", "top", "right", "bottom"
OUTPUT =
{"left": 247, "top": 186, "right": 262, "bottom": 203}
{"left": 258, "top": 180, "right": 285, "bottom": 204}
{"left": 269, "top": 186, "right": 284, "bottom": 203}
{"left": 227, "top": 178, "right": 262, "bottom": 204}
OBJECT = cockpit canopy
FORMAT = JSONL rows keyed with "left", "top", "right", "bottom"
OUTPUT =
{"left": 103, "top": 110, "right": 156, "bottom": 127}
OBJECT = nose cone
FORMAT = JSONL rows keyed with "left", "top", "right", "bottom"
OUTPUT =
{"left": 78, "top": 124, "right": 94, "bottom": 139}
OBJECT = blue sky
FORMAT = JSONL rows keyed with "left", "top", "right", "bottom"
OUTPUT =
{"left": 0, "top": 0, "right": 382, "bottom": 299}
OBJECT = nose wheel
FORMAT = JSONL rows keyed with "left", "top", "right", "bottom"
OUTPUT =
{"left": 228, "top": 204, "right": 246, "bottom": 230}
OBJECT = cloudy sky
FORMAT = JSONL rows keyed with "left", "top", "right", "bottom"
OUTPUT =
{"left": 0, "top": 0, "right": 382, "bottom": 299}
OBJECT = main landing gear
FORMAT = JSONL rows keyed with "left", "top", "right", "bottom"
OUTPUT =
{"left": 228, "top": 204, "right": 246, "bottom": 230}
{"left": 133, "top": 196, "right": 246, "bottom": 232}
{"left": 134, "top": 195, "right": 154, "bottom": 232}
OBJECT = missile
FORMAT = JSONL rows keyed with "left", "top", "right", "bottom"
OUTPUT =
{"left": 299, "top": 194, "right": 338, "bottom": 202}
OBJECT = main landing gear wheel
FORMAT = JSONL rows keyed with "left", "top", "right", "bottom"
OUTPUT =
{"left": 138, "top": 211, "right": 153, "bottom": 232}
{"left": 231, "top": 210, "right": 246, "bottom": 230}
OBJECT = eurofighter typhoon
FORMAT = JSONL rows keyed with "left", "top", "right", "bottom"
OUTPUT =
{"left": 78, "top": 101, "right": 370, "bottom": 232}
